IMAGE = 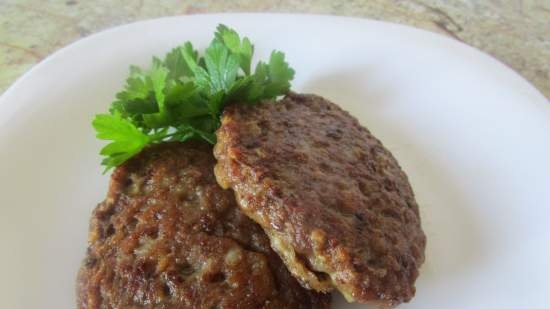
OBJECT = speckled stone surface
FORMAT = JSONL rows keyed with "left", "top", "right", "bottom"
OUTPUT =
{"left": 0, "top": 0, "right": 549, "bottom": 97}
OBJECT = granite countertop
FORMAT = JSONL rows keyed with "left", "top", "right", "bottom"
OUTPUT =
{"left": 1, "top": 0, "right": 548, "bottom": 97}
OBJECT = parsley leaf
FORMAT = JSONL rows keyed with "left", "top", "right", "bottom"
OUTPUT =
{"left": 164, "top": 43, "right": 196, "bottom": 81}
{"left": 93, "top": 24, "right": 295, "bottom": 172}
{"left": 215, "top": 24, "right": 254, "bottom": 75}
{"left": 92, "top": 114, "right": 152, "bottom": 172}
{"left": 202, "top": 42, "right": 240, "bottom": 94}
{"left": 251, "top": 51, "right": 295, "bottom": 101}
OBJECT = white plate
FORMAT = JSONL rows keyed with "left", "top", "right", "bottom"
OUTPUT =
{"left": 1, "top": 13, "right": 549, "bottom": 309}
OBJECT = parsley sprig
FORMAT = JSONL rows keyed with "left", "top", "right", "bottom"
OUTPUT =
{"left": 92, "top": 24, "right": 295, "bottom": 172}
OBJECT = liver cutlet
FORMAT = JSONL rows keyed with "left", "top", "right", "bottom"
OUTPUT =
{"left": 214, "top": 93, "right": 426, "bottom": 307}
{"left": 77, "top": 141, "right": 330, "bottom": 309}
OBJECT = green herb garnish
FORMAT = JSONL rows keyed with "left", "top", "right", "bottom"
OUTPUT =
{"left": 92, "top": 24, "right": 295, "bottom": 172}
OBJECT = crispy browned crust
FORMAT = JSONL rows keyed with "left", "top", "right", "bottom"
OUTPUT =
{"left": 77, "top": 141, "right": 330, "bottom": 309}
{"left": 214, "top": 93, "right": 426, "bottom": 307}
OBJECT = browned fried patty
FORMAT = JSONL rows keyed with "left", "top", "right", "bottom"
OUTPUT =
{"left": 77, "top": 141, "right": 330, "bottom": 309}
{"left": 214, "top": 93, "right": 426, "bottom": 307}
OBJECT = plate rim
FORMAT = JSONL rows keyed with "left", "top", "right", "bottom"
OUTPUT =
{"left": 0, "top": 13, "right": 547, "bottom": 123}
{"left": 1, "top": 12, "right": 549, "bottom": 309}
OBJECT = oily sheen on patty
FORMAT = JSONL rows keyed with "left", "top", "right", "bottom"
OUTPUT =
{"left": 77, "top": 141, "right": 330, "bottom": 309}
{"left": 214, "top": 93, "right": 426, "bottom": 307}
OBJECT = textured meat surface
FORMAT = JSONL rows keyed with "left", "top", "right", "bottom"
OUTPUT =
{"left": 77, "top": 141, "right": 330, "bottom": 309}
{"left": 214, "top": 93, "right": 426, "bottom": 306}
